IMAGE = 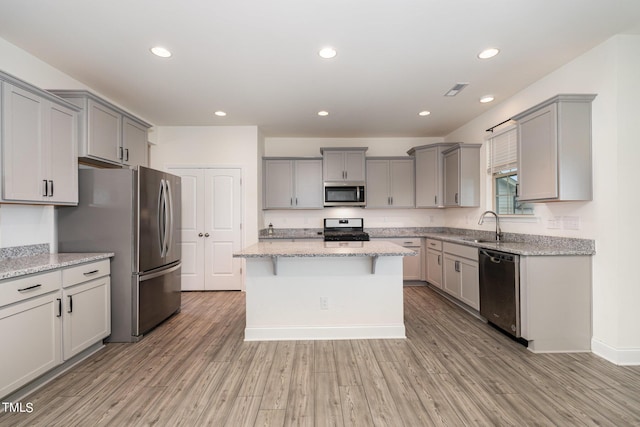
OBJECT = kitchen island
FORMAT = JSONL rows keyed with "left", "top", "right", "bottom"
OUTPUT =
{"left": 234, "top": 240, "right": 416, "bottom": 341}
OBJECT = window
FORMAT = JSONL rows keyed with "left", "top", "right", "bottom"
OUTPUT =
{"left": 487, "top": 125, "right": 533, "bottom": 215}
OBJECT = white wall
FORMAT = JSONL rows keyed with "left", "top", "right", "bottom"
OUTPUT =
{"left": 445, "top": 35, "right": 640, "bottom": 362}
{"left": 149, "top": 126, "right": 261, "bottom": 246}
{"left": 263, "top": 137, "right": 447, "bottom": 230}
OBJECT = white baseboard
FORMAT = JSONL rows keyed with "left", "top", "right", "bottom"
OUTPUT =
{"left": 245, "top": 325, "right": 406, "bottom": 341}
{"left": 591, "top": 338, "right": 640, "bottom": 365}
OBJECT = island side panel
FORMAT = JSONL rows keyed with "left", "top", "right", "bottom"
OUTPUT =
{"left": 244, "top": 256, "right": 405, "bottom": 341}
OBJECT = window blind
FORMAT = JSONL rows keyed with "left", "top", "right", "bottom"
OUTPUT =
{"left": 487, "top": 125, "right": 518, "bottom": 174}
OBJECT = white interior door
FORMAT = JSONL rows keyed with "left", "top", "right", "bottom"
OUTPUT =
{"left": 204, "top": 169, "right": 242, "bottom": 290}
{"left": 170, "top": 167, "right": 242, "bottom": 291}
{"left": 171, "top": 169, "right": 205, "bottom": 291}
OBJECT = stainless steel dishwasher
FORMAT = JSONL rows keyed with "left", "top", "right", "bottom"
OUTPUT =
{"left": 479, "top": 249, "right": 521, "bottom": 338}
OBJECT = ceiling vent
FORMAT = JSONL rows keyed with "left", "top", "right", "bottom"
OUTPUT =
{"left": 444, "top": 82, "right": 469, "bottom": 97}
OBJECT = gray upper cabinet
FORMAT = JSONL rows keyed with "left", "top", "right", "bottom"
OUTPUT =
{"left": 123, "top": 116, "right": 149, "bottom": 167}
{"left": 408, "top": 143, "right": 455, "bottom": 208}
{"left": 263, "top": 158, "right": 323, "bottom": 209}
{"left": 366, "top": 158, "right": 415, "bottom": 208}
{"left": 49, "top": 90, "right": 150, "bottom": 168}
{"left": 320, "top": 147, "right": 367, "bottom": 182}
{"left": 513, "top": 94, "right": 596, "bottom": 202}
{"left": 442, "top": 143, "right": 481, "bottom": 207}
{"left": 1, "top": 73, "right": 79, "bottom": 205}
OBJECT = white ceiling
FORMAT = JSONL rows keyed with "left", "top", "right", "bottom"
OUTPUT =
{"left": 2, "top": 0, "right": 640, "bottom": 137}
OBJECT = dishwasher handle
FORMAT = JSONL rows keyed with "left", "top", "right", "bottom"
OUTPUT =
{"left": 480, "top": 249, "right": 517, "bottom": 264}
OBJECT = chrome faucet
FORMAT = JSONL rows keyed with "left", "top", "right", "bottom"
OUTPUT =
{"left": 478, "top": 210, "right": 503, "bottom": 242}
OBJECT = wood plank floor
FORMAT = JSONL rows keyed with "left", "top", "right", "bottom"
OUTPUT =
{"left": 2, "top": 285, "right": 640, "bottom": 426}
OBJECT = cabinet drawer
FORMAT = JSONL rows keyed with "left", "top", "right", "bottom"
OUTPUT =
{"left": 426, "top": 239, "right": 443, "bottom": 251}
{"left": 62, "top": 259, "right": 110, "bottom": 288}
{"left": 384, "top": 237, "right": 422, "bottom": 247}
{"left": 0, "top": 270, "right": 61, "bottom": 307}
{"left": 443, "top": 242, "right": 478, "bottom": 261}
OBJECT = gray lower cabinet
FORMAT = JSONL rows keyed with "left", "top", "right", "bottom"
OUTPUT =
{"left": 442, "top": 242, "right": 479, "bottom": 310}
{"left": 425, "top": 239, "right": 443, "bottom": 288}
{"left": 0, "top": 271, "right": 62, "bottom": 399}
{"left": 1, "top": 75, "right": 79, "bottom": 205}
{"left": 372, "top": 238, "right": 422, "bottom": 280}
{"left": 513, "top": 94, "right": 596, "bottom": 202}
{"left": 49, "top": 90, "right": 150, "bottom": 168}
{"left": 263, "top": 158, "right": 323, "bottom": 209}
{"left": 366, "top": 158, "right": 415, "bottom": 208}
{"left": 0, "top": 260, "right": 111, "bottom": 399}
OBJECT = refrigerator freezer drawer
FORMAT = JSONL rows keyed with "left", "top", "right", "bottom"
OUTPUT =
{"left": 134, "top": 263, "right": 181, "bottom": 336}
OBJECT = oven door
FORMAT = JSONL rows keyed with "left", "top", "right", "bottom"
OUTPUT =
{"left": 324, "top": 183, "right": 366, "bottom": 207}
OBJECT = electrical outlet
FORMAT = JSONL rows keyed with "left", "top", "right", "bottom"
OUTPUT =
{"left": 320, "top": 297, "right": 329, "bottom": 310}
{"left": 563, "top": 216, "right": 580, "bottom": 230}
{"left": 547, "top": 216, "right": 562, "bottom": 229}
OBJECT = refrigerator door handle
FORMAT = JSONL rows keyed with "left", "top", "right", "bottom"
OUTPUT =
{"left": 158, "top": 179, "right": 167, "bottom": 258}
{"left": 165, "top": 180, "right": 173, "bottom": 257}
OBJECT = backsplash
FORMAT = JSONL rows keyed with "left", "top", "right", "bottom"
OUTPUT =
{"left": 0, "top": 244, "right": 49, "bottom": 260}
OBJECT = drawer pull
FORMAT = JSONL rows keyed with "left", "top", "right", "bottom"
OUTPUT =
{"left": 83, "top": 269, "right": 99, "bottom": 276}
{"left": 17, "top": 284, "right": 42, "bottom": 292}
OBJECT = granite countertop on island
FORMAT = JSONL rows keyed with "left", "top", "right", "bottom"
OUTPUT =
{"left": 234, "top": 240, "right": 416, "bottom": 258}
{"left": 0, "top": 244, "right": 114, "bottom": 281}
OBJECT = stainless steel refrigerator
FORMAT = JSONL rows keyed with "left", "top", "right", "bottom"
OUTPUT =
{"left": 57, "top": 166, "right": 181, "bottom": 342}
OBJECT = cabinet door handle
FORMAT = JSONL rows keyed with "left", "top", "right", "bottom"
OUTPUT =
{"left": 455, "top": 193, "right": 459, "bottom": 204}
{"left": 67, "top": 295, "right": 73, "bottom": 313}
{"left": 57, "top": 298, "right": 62, "bottom": 318}
{"left": 49, "top": 180, "right": 54, "bottom": 197}
{"left": 18, "top": 284, "right": 42, "bottom": 292}
{"left": 83, "top": 269, "right": 99, "bottom": 276}
{"left": 43, "top": 180, "right": 48, "bottom": 197}
{"left": 125, "top": 148, "right": 129, "bottom": 162}
{"left": 295, "top": 197, "right": 298, "bottom": 206}
{"left": 434, "top": 195, "right": 437, "bottom": 205}
{"left": 437, "top": 255, "right": 441, "bottom": 265}
{"left": 454, "top": 260, "right": 460, "bottom": 272}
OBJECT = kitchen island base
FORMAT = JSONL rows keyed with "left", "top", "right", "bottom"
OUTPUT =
{"left": 243, "top": 255, "right": 406, "bottom": 341}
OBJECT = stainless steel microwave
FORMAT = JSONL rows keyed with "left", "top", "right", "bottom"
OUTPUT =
{"left": 324, "top": 182, "right": 366, "bottom": 207}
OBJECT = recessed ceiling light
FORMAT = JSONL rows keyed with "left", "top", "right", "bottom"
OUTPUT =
{"left": 418, "top": 111, "right": 431, "bottom": 116}
{"left": 150, "top": 46, "right": 172, "bottom": 58}
{"left": 480, "top": 95, "right": 495, "bottom": 103}
{"left": 478, "top": 48, "right": 499, "bottom": 59}
{"left": 318, "top": 47, "right": 337, "bottom": 59}
{"left": 214, "top": 111, "right": 227, "bottom": 117}
{"left": 318, "top": 110, "right": 329, "bottom": 116}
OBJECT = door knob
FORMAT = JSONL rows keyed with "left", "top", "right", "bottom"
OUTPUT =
{"left": 205, "top": 233, "right": 210, "bottom": 237}
{"left": 198, "top": 233, "right": 203, "bottom": 237}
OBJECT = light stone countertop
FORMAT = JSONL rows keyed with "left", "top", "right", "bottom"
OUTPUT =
{"left": 0, "top": 252, "right": 114, "bottom": 281}
{"left": 258, "top": 227, "right": 595, "bottom": 256}
{"left": 234, "top": 240, "right": 416, "bottom": 258}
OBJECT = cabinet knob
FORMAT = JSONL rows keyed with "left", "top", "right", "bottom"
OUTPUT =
{"left": 198, "top": 233, "right": 204, "bottom": 237}
{"left": 205, "top": 233, "right": 210, "bottom": 237}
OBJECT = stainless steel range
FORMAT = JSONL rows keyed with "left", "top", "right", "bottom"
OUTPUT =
{"left": 323, "top": 218, "right": 370, "bottom": 241}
